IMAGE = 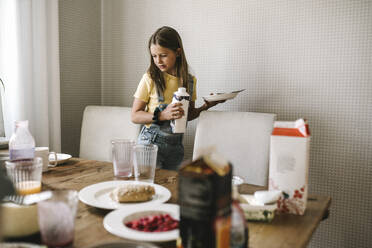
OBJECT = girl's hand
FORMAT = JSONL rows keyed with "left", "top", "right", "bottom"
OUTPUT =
{"left": 203, "top": 99, "right": 226, "bottom": 110}
{"left": 159, "top": 103, "right": 185, "bottom": 121}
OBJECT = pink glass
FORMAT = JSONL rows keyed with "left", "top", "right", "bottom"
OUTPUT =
{"left": 37, "top": 190, "right": 78, "bottom": 247}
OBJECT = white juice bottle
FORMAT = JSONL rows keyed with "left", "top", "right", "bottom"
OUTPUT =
{"left": 9, "top": 120, "right": 35, "bottom": 161}
{"left": 171, "top": 87, "right": 190, "bottom": 133}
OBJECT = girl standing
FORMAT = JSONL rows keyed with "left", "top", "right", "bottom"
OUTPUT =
{"left": 131, "top": 26, "right": 224, "bottom": 170}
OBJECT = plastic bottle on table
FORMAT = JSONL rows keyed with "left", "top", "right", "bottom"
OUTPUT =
{"left": 170, "top": 87, "right": 190, "bottom": 133}
{"left": 9, "top": 120, "right": 35, "bottom": 161}
{"left": 230, "top": 185, "right": 249, "bottom": 248}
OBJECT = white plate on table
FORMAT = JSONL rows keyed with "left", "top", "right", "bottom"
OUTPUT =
{"left": 87, "top": 241, "right": 159, "bottom": 248}
{"left": 79, "top": 180, "right": 171, "bottom": 210}
{"left": 103, "top": 203, "right": 179, "bottom": 242}
{"left": 49, "top": 153, "right": 72, "bottom": 165}
{"left": 202, "top": 89, "right": 245, "bottom": 102}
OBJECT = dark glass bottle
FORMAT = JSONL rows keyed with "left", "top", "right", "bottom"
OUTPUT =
{"left": 230, "top": 185, "right": 249, "bottom": 248}
{"left": 178, "top": 155, "right": 232, "bottom": 248}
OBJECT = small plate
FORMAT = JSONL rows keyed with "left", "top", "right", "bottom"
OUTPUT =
{"left": 79, "top": 181, "right": 171, "bottom": 210}
{"left": 202, "top": 89, "right": 245, "bottom": 102}
{"left": 103, "top": 204, "right": 179, "bottom": 242}
{"left": 0, "top": 243, "right": 46, "bottom": 248}
{"left": 49, "top": 153, "right": 72, "bottom": 165}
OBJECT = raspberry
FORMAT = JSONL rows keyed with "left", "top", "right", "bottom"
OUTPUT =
{"left": 125, "top": 213, "right": 179, "bottom": 233}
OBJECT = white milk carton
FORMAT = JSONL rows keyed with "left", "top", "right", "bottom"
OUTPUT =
{"left": 170, "top": 87, "right": 190, "bottom": 133}
{"left": 268, "top": 119, "right": 310, "bottom": 215}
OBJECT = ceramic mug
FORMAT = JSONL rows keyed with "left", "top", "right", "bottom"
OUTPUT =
{"left": 35, "top": 147, "right": 57, "bottom": 172}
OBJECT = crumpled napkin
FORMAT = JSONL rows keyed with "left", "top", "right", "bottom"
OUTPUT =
{"left": 239, "top": 190, "right": 282, "bottom": 206}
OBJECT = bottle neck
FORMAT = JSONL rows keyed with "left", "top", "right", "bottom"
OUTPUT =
{"left": 232, "top": 185, "right": 239, "bottom": 201}
{"left": 15, "top": 120, "right": 29, "bottom": 132}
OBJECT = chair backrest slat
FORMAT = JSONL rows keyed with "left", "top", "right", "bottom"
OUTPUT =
{"left": 79, "top": 106, "right": 140, "bottom": 162}
{"left": 193, "top": 110, "right": 276, "bottom": 186}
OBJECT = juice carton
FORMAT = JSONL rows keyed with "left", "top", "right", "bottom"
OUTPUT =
{"left": 269, "top": 119, "right": 310, "bottom": 215}
{"left": 178, "top": 152, "right": 232, "bottom": 248}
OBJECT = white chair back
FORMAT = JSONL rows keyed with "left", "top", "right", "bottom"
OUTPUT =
{"left": 193, "top": 111, "right": 276, "bottom": 186}
{"left": 79, "top": 106, "right": 140, "bottom": 161}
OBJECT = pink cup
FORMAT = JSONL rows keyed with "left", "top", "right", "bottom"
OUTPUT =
{"left": 37, "top": 190, "right": 78, "bottom": 247}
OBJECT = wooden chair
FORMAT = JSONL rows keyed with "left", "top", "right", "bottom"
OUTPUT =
{"left": 193, "top": 110, "right": 276, "bottom": 186}
{"left": 79, "top": 106, "right": 140, "bottom": 162}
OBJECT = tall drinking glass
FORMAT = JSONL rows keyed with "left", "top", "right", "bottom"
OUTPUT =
{"left": 133, "top": 144, "right": 158, "bottom": 183}
{"left": 111, "top": 139, "right": 135, "bottom": 178}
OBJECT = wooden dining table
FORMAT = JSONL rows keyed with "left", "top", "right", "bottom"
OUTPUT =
{"left": 11, "top": 158, "right": 330, "bottom": 248}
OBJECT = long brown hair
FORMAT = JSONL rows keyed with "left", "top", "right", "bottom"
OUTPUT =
{"left": 148, "top": 26, "right": 190, "bottom": 98}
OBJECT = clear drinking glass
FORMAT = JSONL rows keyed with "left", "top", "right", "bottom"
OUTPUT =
{"left": 37, "top": 190, "right": 78, "bottom": 248}
{"left": 133, "top": 144, "right": 158, "bottom": 183}
{"left": 5, "top": 157, "right": 43, "bottom": 195}
{"left": 111, "top": 139, "right": 136, "bottom": 178}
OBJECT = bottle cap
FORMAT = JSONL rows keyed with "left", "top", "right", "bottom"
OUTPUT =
{"left": 232, "top": 185, "right": 239, "bottom": 200}
{"left": 178, "top": 87, "right": 186, "bottom": 93}
{"left": 15, "top": 120, "right": 28, "bottom": 129}
{"left": 15, "top": 120, "right": 28, "bottom": 126}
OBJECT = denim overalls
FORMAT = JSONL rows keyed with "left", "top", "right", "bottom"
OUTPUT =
{"left": 137, "top": 76, "right": 193, "bottom": 171}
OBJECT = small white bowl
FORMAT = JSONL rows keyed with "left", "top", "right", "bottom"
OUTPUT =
{"left": 1, "top": 203, "right": 39, "bottom": 238}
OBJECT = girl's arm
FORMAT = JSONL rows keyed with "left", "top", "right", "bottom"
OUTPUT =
{"left": 131, "top": 98, "right": 184, "bottom": 124}
{"left": 187, "top": 100, "right": 225, "bottom": 121}
{"left": 131, "top": 98, "right": 153, "bottom": 124}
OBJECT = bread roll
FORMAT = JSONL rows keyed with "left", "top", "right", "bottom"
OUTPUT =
{"left": 111, "top": 184, "right": 155, "bottom": 203}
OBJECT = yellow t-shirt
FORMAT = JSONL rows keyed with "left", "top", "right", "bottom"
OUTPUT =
{"left": 134, "top": 72, "right": 197, "bottom": 114}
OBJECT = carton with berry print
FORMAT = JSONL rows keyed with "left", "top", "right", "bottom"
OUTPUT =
{"left": 268, "top": 119, "right": 310, "bottom": 215}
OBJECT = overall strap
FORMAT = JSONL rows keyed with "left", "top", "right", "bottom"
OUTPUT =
{"left": 156, "top": 84, "right": 165, "bottom": 103}
{"left": 187, "top": 74, "right": 194, "bottom": 100}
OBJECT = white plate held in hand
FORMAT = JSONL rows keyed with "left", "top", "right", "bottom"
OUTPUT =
{"left": 203, "top": 89, "right": 245, "bottom": 102}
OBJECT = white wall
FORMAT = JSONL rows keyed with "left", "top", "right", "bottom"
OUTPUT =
{"left": 100, "top": 1, "right": 372, "bottom": 247}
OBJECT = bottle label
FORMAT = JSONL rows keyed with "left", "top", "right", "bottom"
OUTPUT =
{"left": 215, "top": 216, "right": 231, "bottom": 248}
{"left": 179, "top": 175, "right": 213, "bottom": 219}
{"left": 173, "top": 94, "right": 190, "bottom": 101}
{"left": 9, "top": 148, "right": 35, "bottom": 161}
